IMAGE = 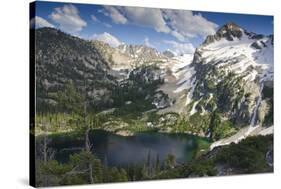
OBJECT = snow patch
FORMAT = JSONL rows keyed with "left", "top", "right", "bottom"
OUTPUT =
{"left": 190, "top": 100, "right": 200, "bottom": 115}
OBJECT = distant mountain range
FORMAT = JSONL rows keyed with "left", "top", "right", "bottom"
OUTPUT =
{"left": 92, "top": 39, "right": 170, "bottom": 70}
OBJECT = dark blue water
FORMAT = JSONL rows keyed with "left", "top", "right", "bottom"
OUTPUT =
{"left": 43, "top": 130, "right": 208, "bottom": 167}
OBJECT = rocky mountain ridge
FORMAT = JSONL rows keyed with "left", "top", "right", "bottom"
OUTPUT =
{"left": 92, "top": 40, "right": 169, "bottom": 71}
{"left": 190, "top": 22, "right": 273, "bottom": 126}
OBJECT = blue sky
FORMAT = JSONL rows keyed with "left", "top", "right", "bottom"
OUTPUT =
{"left": 31, "top": 1, "right": 273, "bottom": 54}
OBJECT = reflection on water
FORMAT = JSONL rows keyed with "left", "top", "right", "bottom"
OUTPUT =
{"left": 42, "top": 130, "right": 208, "bottom": 167}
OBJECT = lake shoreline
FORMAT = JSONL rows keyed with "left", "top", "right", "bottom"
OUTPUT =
{"left": 36, "top": 129, "right": 211, "bottom": 167}
{"left": 35, "top": 125, "right": 210, "bottom": 139}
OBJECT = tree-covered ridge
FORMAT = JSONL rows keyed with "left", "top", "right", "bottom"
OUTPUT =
{"left": 35, "top": 79, "right": 237, "bottom": 141}
{"left": 35, "top": 28, "right": 117, "bottom": 113}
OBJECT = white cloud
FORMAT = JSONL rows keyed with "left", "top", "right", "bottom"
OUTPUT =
{"left": 103, "top": 23, "right": 112, "bottom": 28}
{"left": 30, "top": 16, "right": 54, "bottom": 28}
{"left": 120, "top": 7, "right": 170, "bottom": 33}
{"left": 103, "top": 6, "right": 127, "bottom": 24}
{"left": 102, "top": 6, "right": 169, "bottom": 33}
{"left": 144, "top": 37, "right": 155, "bottom": 48}
{"left": 170, "top": 30, "right": 185, "bottom": 42}
{"left": 91, "top": 32, "right": 122, "bottom": 47}
{"left": 91, "top": 14, "right": 112, "bottom": 28}
{"left": 163, "top": 10, "right": 218, "bottom": 40}
{"left": 49, "top": 4, "right": 87, "bottom": 33}
{"left": 91, "top": 15, "right": 99, "bottom": 22}
{"left": 164, "top": 40, "right": 195, "bottom": 56}
{"left": 102, "top": 6, "right": 218, "bottom": 41}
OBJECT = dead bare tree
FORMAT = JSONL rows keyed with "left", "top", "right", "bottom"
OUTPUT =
{"left": 39, "top": 113, "right": 55, "bottom": 186}
{"left": 83, "top": 71, "right": 94, "bottom": 184}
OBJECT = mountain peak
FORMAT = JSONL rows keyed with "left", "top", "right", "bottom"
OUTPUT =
{"left": 218, "top": 22, "right": 243, "bottom": 32}
{"left": 216, "top": 22, "right": 244, "bottom": 40}
{"left": 203, "top": 22, "right": 245, "bottom": 45}
{"left": 163, "top": 50, "right": 175, "bottom": 58}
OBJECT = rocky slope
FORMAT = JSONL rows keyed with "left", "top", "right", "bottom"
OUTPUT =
{"left": 118, "top": 44, "right": 166, "bottom": 63}
{"left": 92, "top": 40, "right": 169, "bottom": 71}
{"left": 184, "top": 22, "right": 273, "bottom": 144}
{"left": 189, "top": 22, "right": 273, "bottom": 122}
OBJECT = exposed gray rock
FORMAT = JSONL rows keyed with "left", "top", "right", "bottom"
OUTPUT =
{"left": 203, "top": 22, "right": 244, "bottom": 45}
{"left": 163, "top": 50, "right": 175, "bottom": 58}
{"left": 118, "top": 44, "right": 165, "bottom": 62}
{"left": 258, "top": 100, "right": 270, "bottom": 124}
{"left": 266, "top": 148, "right": 273, "bottom": 167}
{"left": 153, "top": 91, "right": 172, "bottom": 109}
{"left": 251, "top": 40, "right": 267, "bottom": 49}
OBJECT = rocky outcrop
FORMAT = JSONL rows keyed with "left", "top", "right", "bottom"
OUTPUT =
{"left": 153, "top": 91, "right": 172, "bottom": 109}
{"left": 251, "top": 40, "right": 267, "bottom": 49}
{"left": 203, "top": 22, "right": 244, "bottom": 45}
{"left": 118, "top": 44, "right": 164, "bottom": 60}
{"left": 163, "top": 50, "right": 175, "bottom": 58}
